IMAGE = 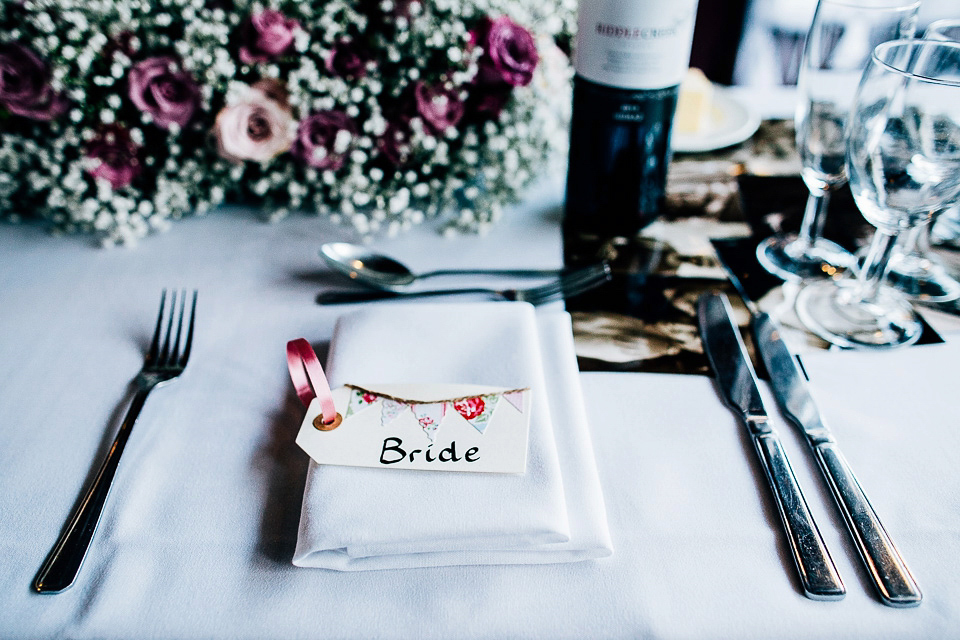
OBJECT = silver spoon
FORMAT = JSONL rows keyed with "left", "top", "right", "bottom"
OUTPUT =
{"left": 320, "top": 242, "right": 563, "bottom": 291}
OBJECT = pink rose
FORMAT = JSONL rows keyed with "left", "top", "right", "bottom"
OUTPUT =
{"left": 292, "top": 109, "right": 357, "bottom": 170}
{"left": 414, "top": 81, "right": 464, "bottom": 133}
{"left": 127, "top": 57, "right": 199, "bottom": 130}
{"left": 238, "top": 10, "right": 300, "bottom": 64}
{"left": 85, "top": 125, "right": 141, "bottom": 189}
{"left": 0, "top": 42, "right": 68, "bottom": 121}
{"left": 214, "top": 80, "right": 295, "bottom": 164}
{"left": 453, "top": 397, "right": 485, "bottom": 421}
{"left": 475, "top": 16, "right": 539, "bottom": 87}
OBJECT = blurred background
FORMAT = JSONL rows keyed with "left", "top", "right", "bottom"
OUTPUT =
{"left": 691, "top": 0, "right": 955, "bottom": 87}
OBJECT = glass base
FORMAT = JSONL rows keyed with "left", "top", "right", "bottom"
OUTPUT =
{"left": 796, "top": 279, "right": 923, "bottom": 349}
{"left": 756, "top": 234, "right": 856, "bottom": 282}
{"left": 886, "top": 254, "right": 960, "bottom": 302}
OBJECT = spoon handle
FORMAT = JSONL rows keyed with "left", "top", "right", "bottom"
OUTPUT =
{"left": 418, "top": 268, "right": 562, "bottom": 279}
{"left": 317, "top": 288, "right": 498, "bottom": 304}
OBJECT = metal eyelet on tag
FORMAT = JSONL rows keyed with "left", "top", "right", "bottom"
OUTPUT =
{"left": 313, "top": 412, "right": 343, "bottom": 431}
{"left": 287, "top": 338, "right": 340, "bottom": 428}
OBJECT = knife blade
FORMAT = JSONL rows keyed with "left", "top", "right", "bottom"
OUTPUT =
{"left": 752, "top": 311, "right": 922, "bottom": 607}
{"left": 697, "top": 293, "right": 845, "bottom": 601}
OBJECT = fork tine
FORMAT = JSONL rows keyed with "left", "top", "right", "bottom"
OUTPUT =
{"left": 516, "top": 266, "right": 593, "bottom": 305}
{"left": 146, "top": 290, "right": 168, "bottom": 365}
{"left": 179, "top": 290, "right": 197, "bottom": 367}
{"left": 516, "top": 278, "right": 576, "bottom": 305}
{"left": 516, "top": 281, "right": 565, "bottom": 305}
{"left": 538, "top": 263, "right": 607, "bottom": 298}
{"left": 170, "top": 289, "right": 186, "bottom": 365}
{"left": 159, "top": 289, "right": 177, "bottom": 366}
{"left": 559, "top": 263, "right": 609, "bottom": 290}
{"left": 521, "top": 263, "right": 611, "bottom": 305}
{"left": 561, "top": 265, "right": 611, "bottom": 298}
{"left": 523, "top": 279, "right": 584, "bottom": 306}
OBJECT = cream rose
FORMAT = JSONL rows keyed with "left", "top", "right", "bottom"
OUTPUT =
{"left": 214, "top": 81, "right": 295, "bottom": 163}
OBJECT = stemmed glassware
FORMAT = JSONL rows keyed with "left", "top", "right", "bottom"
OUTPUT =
{"left": 796, "top": 39, "right": 960, "bottom": 349}
{"left": 926, "top": 17, "right": 960, "bottom": 42}
{"left": 883, "top": 18, "right": 960, "bottom": 302}
{"left": 756, "top": 0, "right": 919, "bottom": 282}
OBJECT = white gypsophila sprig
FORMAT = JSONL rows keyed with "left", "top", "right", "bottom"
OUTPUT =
{"left": 1, "top": 0, "right": 576, "bottom": 244}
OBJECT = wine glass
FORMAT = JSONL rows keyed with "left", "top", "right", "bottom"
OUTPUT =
{"left": 926, "top": 17, "right": 960, "bottom": 42}
{"left": 883, "top": 18, "right": 960, "bottom": 302}
{"left": 756, "top": 0, "right": 919, "bottom": 282}
{"left": 796, "top": 39, "right": 960, "bottom": 349}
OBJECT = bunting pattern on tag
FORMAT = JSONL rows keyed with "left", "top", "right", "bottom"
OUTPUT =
{"left": 453, "top": 395, "right": 498, "bottom": 434}
{"left": 341, "top": 385, "right": 528, "bottom": 442}
{"left": 380, "top": 398, "right": 405, "bottom": 427}
{"left": 346, "top": 388, "right": 379, "bottom": 417}
{"left": 411, "top": 402, "right": 446, "bottom": 441}
{"left": 503, "top": 391, "right": 524, "bottom": 413}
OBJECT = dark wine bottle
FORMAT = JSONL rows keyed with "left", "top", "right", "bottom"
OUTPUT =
{"left": 564, "top": 0, "right": 699, "bottom": 255}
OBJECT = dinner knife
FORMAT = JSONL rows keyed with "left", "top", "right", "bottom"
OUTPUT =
{"left": 697, "top": 293, "right": 845, "bottom": 600}
{"left": 752, "top": 311, "right": 922, "bottom": 607}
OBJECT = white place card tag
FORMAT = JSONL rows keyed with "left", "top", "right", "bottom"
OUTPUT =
{"left": 296, "top": 384, "right": 532, "bottom": 474}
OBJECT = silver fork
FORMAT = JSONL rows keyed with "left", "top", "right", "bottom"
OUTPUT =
{"left": 315, "top": 262, "right": 612, "bottom": 305}
{"left": 34, "top": 289, "right": 197, "bottom": 594}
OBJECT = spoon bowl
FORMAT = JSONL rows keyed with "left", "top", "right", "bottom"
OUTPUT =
{"left": 321, "top": 242, "right": 418, "bottom": 288}
{"left": 319, "top": 242, "right": 563, "bottom": 291}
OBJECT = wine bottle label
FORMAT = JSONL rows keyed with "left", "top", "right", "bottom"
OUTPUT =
{"left": 574, "top": 0, "right": 699, "bottom": 90}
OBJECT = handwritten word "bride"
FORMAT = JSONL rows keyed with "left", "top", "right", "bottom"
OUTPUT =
{"left": 379, "top": 437, "right": 480, "bottom": 465}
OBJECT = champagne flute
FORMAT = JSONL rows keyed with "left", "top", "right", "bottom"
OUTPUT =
{"left": 756, "top": 0, "right": 919, "bottom": 282}
{"left": 797, "top": 39, "right": 960, "bottom": 349}
{"left": 883, "top": 18, "right": 960, "bottom": 302}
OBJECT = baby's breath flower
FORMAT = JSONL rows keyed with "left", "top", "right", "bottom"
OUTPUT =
{"left": 1, "top": 0, "right": 574, "bottom": 244}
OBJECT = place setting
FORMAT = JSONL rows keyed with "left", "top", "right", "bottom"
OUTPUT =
{"left": 4, "top": 0, "right": 960, "bottom": 638}
{"left": 314, "top": 240, "right": 612, "bottom": 305}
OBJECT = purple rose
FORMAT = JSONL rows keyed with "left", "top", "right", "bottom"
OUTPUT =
{"left": 292, "top": 110, "right": 357, "bottom": 170}
{"left": 85, "top": 125, "right": 141, "bottom": 189}
{"left": 0, "top": 42, "right": 68, "bottom": 121}
{"left": 414, "top": 81, "right": 464, "bottom": 133}
{"left": 239, "top": 10, "right": 300, "bottom": 64}
{"left": 127, "top": 57, "right": 199, "bottom": 130}
{"left": 326, "top": 39, "right": 368, "bottom": 79}
{"left": 476, "top": 16, "right": 539, "bottom": 87}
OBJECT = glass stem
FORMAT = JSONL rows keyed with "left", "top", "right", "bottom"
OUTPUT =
{"left": 898, "top": 223, "right": 923, "bottom": 259}
{"left": 854, "top": 229, "right": 900, "bottom": 303}
{"left": 798, "top": 188, "right": 831, "bottom": 250}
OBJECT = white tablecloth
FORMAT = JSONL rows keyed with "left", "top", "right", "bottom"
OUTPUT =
{"left": 2, "top": 182, "right": 960, "bottom": 639}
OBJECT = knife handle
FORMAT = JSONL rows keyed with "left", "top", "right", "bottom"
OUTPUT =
{"left": 754, "top": 432, "right": 846, "bottom": 600}
{"left": 814, "top": 442, "right": 922, "bottom": 607}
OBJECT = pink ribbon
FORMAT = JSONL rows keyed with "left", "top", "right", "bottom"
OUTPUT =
{"left": 286, "top": 338, "right": 338, "bottom": 425}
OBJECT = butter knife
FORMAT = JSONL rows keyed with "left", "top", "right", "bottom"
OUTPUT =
{"left": 697, "top": 293, "right": 845, "bottom": 600}
{"left": 752, "top": 312, "right": 922, "bottom": 607}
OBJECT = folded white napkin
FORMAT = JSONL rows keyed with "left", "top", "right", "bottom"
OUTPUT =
{"left": 292, "top": 302, "right": 612, "bottom": 570}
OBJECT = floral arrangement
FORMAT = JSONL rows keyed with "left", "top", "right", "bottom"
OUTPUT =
{"left": 0, "top": 0, "right": 576, "bottom": 245}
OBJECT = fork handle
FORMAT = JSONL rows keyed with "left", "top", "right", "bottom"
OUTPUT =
{"left": 317, "top": 288, "right": 499, "bottom": 304}
{"left": 34, "top": 387, "right": 153, "bottom": 593}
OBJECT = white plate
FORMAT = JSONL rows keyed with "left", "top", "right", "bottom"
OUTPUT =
{"left": 672, "top": 89, "right": 762, "bottom": 153}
